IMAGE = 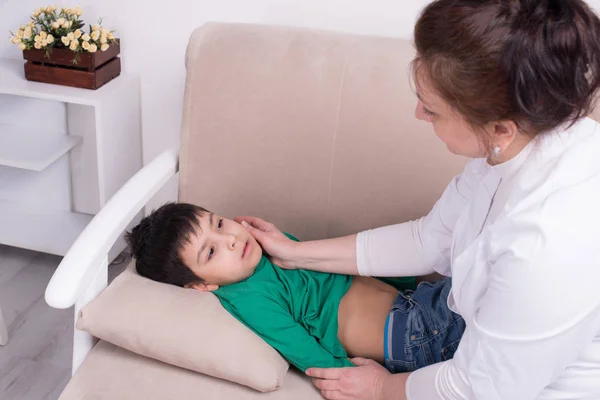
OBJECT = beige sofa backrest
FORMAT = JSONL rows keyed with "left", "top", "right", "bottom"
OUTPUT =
{"left": 178, "top": 22, "right": 467, "bottom": 240}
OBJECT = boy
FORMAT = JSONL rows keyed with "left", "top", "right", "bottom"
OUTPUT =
{"left": 126, "top": 202, "right": 460, "bottom": 372}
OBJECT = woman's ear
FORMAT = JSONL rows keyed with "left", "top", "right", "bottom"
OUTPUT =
{"left": 186, "top": 282, "right": 220, "bottom": 292}
{"left": 490, "top": 120, "right": 519, "bottom": 148}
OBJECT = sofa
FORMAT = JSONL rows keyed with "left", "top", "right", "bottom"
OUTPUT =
{"left": 44, "top": 22, "right": 467, "bottom": 399}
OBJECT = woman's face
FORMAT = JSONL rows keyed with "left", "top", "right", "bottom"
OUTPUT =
{"left": 414, "top": 78, "right": 487, "bottom": 158}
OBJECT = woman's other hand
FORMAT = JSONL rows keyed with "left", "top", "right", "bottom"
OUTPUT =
{"left": 234, "top": 216, "right": 299, "bottom": 269}
{"left": 306, "top": 358, "right": 407, "bottom": 400}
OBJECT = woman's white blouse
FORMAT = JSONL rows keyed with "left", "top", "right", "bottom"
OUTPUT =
{"left": 356, "top": 117, "right": 600, "bottom": 399}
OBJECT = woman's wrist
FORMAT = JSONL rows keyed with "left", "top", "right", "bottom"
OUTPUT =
{"left": 380, "top": 372, "right": 410, "bottom": 400}
{"left": 285, "top": 240, "right": 304, "bottom": 269}
{"left": 288, "top": 235, "right": 359, "bottom": 274}
{"left": 289, "top": 241, "right": 317, "bottom": 269}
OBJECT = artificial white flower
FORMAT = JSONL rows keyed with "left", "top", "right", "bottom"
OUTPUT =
{"left": 100, "top": 43, "right": 109, "bottom": 51}
{"left": 47, "top": 35, "right": 54, "bottom": 43}
{"left": 56, "top": 18, "right": 65, "bottom": 25}
{"left": 81, "top": 33, "right": 90, "bottom": 41}
{"left": 32, "top": 8, "right": 41, "bottom": 17}
{"left": 16, "top": 29, "right": 24, "bottom": 39}
{"left": 18, "top": 43, "right": 26, "bottom": 50}
{"left": 67, "top": 32, "right": 75, "bottom": 40}
{"left": 82, "top": 41, "right": 90, "bottom": 50}
{"left": 51, "top": 22, "right": 60, "bottom": 30}
{"left": 34, "top": 35, "right": 41, "bottom": 42}
{"left": 62, "top": 22, "right": 69, "bottom": 29}
{"left": 75, "top": 6, "right": 83, "bottom": 16}
{"left": 40, "top": 31, "right": 47, "bottom": 39}
{"left": 107, "top": 32, "right": 114, "bottom": 40}
{"left": 61, "top": 36, "right": 70, "bottom": 46}
{"left": 100, "top": 36, "right": 107, "bottom": 44}
{"left": 41, "top": 39, "right": 48, "bottom": 47}
{"left": 88, "top": 43, "right": 97, "bottom": 53}
{"left": 74, "top": 29, "right": 82, "bottom": 39}
{"left": 91, "top": 30, "right": 100, "bottom": 41}
{"left": 92, "top": 24, "right": 100, "bottom": 32}
{"left": 69, "top": 40, "right": 79, "bottom": 51}
{"left": 34, "top": 42, "right": 42, "bottom": 49}
{"left": 100, "top": 28, "right": 109, "bottom": 37}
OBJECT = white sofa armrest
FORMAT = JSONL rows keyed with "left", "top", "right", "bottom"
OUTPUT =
{"left": 45, "top": 149, "right": 179, "bottom": 310}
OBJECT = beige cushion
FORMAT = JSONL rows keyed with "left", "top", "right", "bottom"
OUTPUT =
{"left": 179, "top": 22, "right": 467, "bottom": 240}
{"left": 76, "top": 262, "right": 289, "bottom": 392}
{"left": 59, "top": 340, "right": 321, "bottom": 400}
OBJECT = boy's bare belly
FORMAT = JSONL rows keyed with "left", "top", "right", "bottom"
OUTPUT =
{"left": 337, "top": 276, "right": 398, "bottom": 363}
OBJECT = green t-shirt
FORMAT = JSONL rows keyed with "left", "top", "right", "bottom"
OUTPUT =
{"left": 213, "top": 234, "right": 416, "bottom": 371}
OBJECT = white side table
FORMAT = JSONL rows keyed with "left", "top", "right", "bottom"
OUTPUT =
{"left": 0, "top": 58, "right": 143, "bottom": 260}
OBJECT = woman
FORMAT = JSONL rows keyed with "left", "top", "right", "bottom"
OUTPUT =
{"left": 236, "top": 0, "right": 600, "bottom": 399}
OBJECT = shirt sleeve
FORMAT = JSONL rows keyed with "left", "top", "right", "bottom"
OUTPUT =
{"left": 283, "top": 232, "right": 301, "bottom": 242}
{"left": 406, "top": 175, "right": 600, "bottom": 400}
{"left": 230, "top": 296, "right": 354, "bottom": 372}
{"left": 357, "top": 159, "right": 482, "bottom": 277}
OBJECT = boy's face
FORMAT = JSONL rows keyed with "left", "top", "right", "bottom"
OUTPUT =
{"left": 180, "top": 212, "right": 263, "bottom": 292}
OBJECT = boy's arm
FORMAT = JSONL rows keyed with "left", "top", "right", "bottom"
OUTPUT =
{"left": 232, "top": 297, "right": 354, "bottom": 372}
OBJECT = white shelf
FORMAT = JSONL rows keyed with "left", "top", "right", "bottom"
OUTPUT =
{"left": 0, "top": 200, "right": 93, "bottom": 256}
{"left": 0, "top": 56, "right": 142, "bottom": 259}
{"left": 0, "top": 124, "right": 81, "bottom": 171}
{"left": 0, "top": 58, "right": 135, "bottom": 106}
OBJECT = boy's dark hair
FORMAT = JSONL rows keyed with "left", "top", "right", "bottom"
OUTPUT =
{"left": 125, "top": 202, "right": 208, "bottom": 287}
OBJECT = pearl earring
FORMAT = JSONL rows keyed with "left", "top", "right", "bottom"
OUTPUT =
{"left": 493, "top": 146, "right": 501, "bottom": 157}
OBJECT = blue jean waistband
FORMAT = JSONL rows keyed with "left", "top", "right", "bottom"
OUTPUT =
{"left": 383, "top": 278, "right": 466, "bottom": 373}
{"left": 384, "top": 294, "right": 411, "bottom": 364}
{"left": 384, "top": 313, "right": 390, "bottom": 361}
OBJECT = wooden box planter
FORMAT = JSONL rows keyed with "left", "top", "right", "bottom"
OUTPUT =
{"left": 22, "top": 41, "right": 121, "bottom": 90}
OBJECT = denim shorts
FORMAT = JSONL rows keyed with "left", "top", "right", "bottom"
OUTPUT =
{"left": 384, "top": 277, "right": 466, "bottom": 373}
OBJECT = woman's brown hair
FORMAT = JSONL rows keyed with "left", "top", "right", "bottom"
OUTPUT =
{"left": 413, "top": 0, "right": 600, "bottom": 136}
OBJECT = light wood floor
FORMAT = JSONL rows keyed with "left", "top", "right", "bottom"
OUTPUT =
{"left": 0, "top": 244, "right": 129, "bottom": 400}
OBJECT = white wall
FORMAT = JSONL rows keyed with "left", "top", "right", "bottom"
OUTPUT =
{"left": 2, "top": 0, "right": 600, "bottom": 208}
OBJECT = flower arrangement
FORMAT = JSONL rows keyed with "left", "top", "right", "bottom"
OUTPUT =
{"left": 9, "top": 6, "right": 118, "bottom": 63}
